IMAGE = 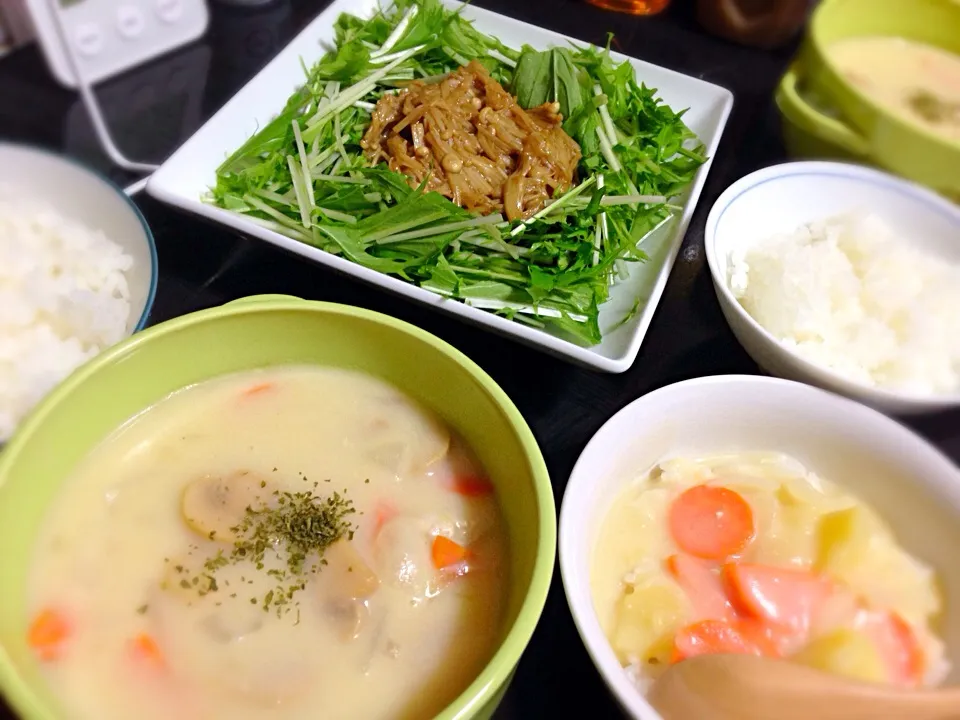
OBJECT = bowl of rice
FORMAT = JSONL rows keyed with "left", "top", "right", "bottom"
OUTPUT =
{"left": 704, "top": 160, "right": 960, "bottom": 416}
{"left": 0, "top": 142, "right": 157, "bottom": 444}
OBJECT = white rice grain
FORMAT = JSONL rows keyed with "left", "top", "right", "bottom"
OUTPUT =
{"left": 0, "top": 195, "right": 133, "bottom": 442}
{"left": 730, "top": 212, "right": 960, "bottom": 395}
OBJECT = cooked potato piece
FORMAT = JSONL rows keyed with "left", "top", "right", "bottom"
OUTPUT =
{"left": 361, "top": 401, "right": 450, "bottom": 475}
{"left": 322, "top": 539, "right": 380, "bottom": 602}
{"left": 777, "top": 478, "right": 852, "bottom": 516}
{"left": 611, "top": 580, "right": 691, "bottom": 666}
{"left": 815, "top": 505, "right": 883, "bottom": 572}
{"left": 815, "top": 506, "right": 940, "bottom": 621}
{"left": 181, "top": 471, "right": 272, "bottom": 541}
{"left": 375, "top": 515, "right": 434, "bottom": 596}
{"left": 793, "top": 629, "right": 887, "bottom": 683}
{"left": 749, "top": 487, "right": 822, "bottom": 567}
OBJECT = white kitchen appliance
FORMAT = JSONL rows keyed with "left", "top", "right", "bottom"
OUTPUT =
{"left": 11, "top": 0, "right": 209, "bottom": 174}
{"left": 24, "top": 0, "right": 208, "bottom": 88}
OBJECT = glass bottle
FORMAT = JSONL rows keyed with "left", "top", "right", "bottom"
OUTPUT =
{"left": 584, "top": 0, "right": 672, "bottom": 17}
{"left": 695, "top": 0, "right": 813, "bottom": 50}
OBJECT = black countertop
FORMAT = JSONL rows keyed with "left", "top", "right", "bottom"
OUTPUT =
{"left": 1, "top": 1, "right": 958, "bottom": 717}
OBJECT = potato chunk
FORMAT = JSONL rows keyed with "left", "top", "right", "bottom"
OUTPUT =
{"left": 359, "top": 400, "right": 450, "bottom": 476}
{"left": 814, "top": 506, "right": 889, "bottom": 574}
{"left": 814, "top": 506, "right": 940, "bottom": 622}
{"left": 611, "top": 580, "right": 691, "bottom": 667}
{"left": 322, "top": 539, "right": 380, "bottom": 603}
{"left": 793, "top": 629, "right": 887, "bottom": 683}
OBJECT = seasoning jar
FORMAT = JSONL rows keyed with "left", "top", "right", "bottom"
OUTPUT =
{"left": 584, "top": 0, "right": 672, "bottom": 17}
{"left": 695, "top": 0, "right": 814, "bottom": 50}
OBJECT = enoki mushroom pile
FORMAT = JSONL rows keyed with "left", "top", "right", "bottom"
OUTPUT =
{"left": 361, "top": 60, "right": 582, "bottom": 220}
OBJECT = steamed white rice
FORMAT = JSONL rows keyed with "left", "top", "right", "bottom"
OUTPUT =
{"left": 0, "top": 195, "right": 133, "bottom": 442}
{"left": 729, "top": 212, "right": 960, "bottom": 395}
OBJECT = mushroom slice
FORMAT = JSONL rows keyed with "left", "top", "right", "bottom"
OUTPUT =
{"left": 318, "top": 540, "right": 380, "bottom": 643}
{"left": 180, "top": 470, "right": 271, "bottom": 541}
{"left": 327, "top": 599, "right": 371, "bottom": 643}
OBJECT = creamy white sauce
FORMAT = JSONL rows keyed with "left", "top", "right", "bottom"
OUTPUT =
{"left": 830, "top": 36, "right": 960, "bottom": 143}
{"left": 28, "top": 366, "right": 507, "bottom": 720}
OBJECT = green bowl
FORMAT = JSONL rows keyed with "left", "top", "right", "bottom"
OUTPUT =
{"left": 0, "top": 295, "right": 556, "bottom": 720}
{"left": 775, "top": 0, "right": 960, "bottom": 200}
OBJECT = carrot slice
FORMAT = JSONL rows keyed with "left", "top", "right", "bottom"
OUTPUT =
{"left": 669, "top": 484, "right": 755, "bottom": 560}
{"left": 372, "top": 501, "right": 398, "bottom": 537}
{"left": 129, "top": 633, "right": 165, "bottom": 669}
{"left": 28, "top": 608, "right": 71, "bottom": 662}
{"left": 863, "top": 611, "right": 925, "bottom": 686}
{"left": 887, "top": 613, "right": 925, "bottom": 684}
{"left": 671, "top": 620, "right": 766, "bottom": 663}
{"left": 431, "top": 535, "right": 470, "bottom": 570}
{"left": 445, "top": 475, "right": 494, "bottom": 497}
{"left": 665, "top": 554, "right": 736, "bottom": 621}
{"left": 722, "top": 563, "right": 832, "bottom": 635}
{"left": 241, "top": 382, "right": 274, "bottom": 398}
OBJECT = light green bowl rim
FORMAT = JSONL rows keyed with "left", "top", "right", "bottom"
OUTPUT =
{"left": 0, "top": 296, "right": 557, "bottom": 720}
{"left": 806, "top": 0, "right": 960, "bottom": 151}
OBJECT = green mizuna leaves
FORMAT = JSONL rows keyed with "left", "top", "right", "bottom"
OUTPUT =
{"left": 513, "top": 47, "right": 583, "bottom": 120}
{"left": 209, "top": 0, "right": 707, "bottom": 345}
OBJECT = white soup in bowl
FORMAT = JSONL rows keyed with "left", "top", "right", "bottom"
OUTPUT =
{"left": 593, "top": 451, "right": 947, "bottom": 692}
{"left": 559, "top": 376, "right": 960, "bottom": 720}
{"left": 26, "top": 365, "right": 508, "bottom": 720}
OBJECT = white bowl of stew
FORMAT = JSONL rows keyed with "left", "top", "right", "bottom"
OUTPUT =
{"left": 558, "top": 375, "right": 960, "bottom": 719}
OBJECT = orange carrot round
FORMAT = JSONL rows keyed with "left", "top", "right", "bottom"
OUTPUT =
{"left": 28, "top": 608, "right": 71, "bottom": 662}
{"left": 668, "top": 484, "right": 755, "bottom": 560}
{"left": 671, "top": 619, "right": 766, "bottom": 663}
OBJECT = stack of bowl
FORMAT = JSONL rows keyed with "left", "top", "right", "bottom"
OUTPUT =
{"left": 776, "top": 0, "right": 960, "bottom": 201}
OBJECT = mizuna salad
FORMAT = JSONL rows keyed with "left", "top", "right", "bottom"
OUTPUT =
{"left": 210, "top": 0, "right": 707, "bottom": 344}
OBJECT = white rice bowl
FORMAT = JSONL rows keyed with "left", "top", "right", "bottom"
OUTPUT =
{"left": 0, "top": 194, "right": 134, "bottom": 442}
{"left": 729, "top": 212, "right": 960, "bottom": 396}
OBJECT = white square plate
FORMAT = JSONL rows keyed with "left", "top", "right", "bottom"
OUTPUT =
{"left": 146, "top": 0, "right": 733, "bottom": 373}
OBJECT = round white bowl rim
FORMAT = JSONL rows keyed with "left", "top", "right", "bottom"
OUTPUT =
{"left": 703, "top": 160, "right": 960, "bottom": 407}
{"left": 557, "top": 373, "right": 960, "bottom": 720}
{"left": 0, "top": 140, "right": 158, "bottom": 332}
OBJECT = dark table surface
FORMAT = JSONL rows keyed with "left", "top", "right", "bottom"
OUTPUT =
{"left": 2, "top": 1, "right": 958, "bottom": 717}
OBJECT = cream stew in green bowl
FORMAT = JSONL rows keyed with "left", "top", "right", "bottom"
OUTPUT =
{"left": 776, "top": 0, "right": 960, "bottom": 199}
{"left": 0, "top": 295, "right": 556, "bottom": 720}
